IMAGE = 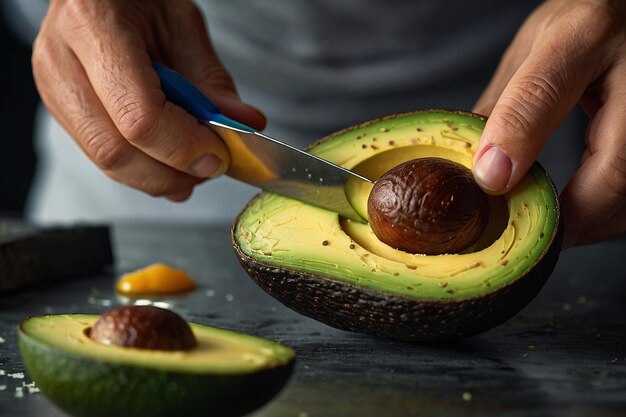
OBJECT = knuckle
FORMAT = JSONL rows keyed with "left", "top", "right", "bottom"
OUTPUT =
{"left": 31, "top": 37, "right": 54, "bottom": 82}
{"left": 159, "top": 140, "right": 192, "bottom": 167}
{"left": 141, "top": 178, "right": 194, "bottom": 199}
{"left": 31, "top": 41, "right": 45, "bottom": 72}
{"left": 181, "top": 1, "right": 204, "bottom": 21}
{"left": 111, "top": 90, "right": 159, "bottom": 145}
{"left": 569, "top": 1, "right": 620, "bottom": 33}
{"left": 560, "top": 1, "right": 620, "bottom": 51}
{"left": 196, "top": 66, "right": 236, "bottom": 95}
{"left": 209, "top": 69, "right": 236, "bottom": 92}
{"left": 492, "top": 73, "right": 564, "bottom": 138}
{"left": 138, "top": 181, "right": 166, "bottom": 198}
{"left": 514, "top": 74, "right": 561, "bottom": 112}
{"left": 490, "top": 102, "right": 536, "bottom": 137}
{"left": 81, "top": 124, "right": 126, "bottom": 170}
{"left": 60, "top": 0, "right": 100, "bottom": 29}
{"left": 169, "top": 0, "right": 205, "bottom": 27}
{"left": 604, "top": 151, "right": 626, "bottom": 198}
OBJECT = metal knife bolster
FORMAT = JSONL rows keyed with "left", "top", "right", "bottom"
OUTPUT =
{"left": 208, "top": 121, "right": 372, "bottom": 222}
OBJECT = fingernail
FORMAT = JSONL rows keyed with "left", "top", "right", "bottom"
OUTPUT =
{"left": 473, "top": 146, "right": 512, "bottom": 193}
{"left": 190, "top": 154, "right": 224, "bottom": 178}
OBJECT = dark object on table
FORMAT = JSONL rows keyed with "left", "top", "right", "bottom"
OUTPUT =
{"left": 0, "top": 222, "right": 113, "bottom": 293}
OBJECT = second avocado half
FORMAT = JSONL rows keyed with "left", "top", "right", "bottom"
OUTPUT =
{"left": 19, "top": 310, "right": 295, "bottom": 417}
{"left": 232, "top": 110, "right": 562, "bottom": 342}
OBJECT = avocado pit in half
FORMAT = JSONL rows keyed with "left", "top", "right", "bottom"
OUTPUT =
{"left": 232, "top": 110, "right": 562, "bottom": 342}
{"left": 367, "top": 157, "right": 490, "bottom": 255}
{"left": 18, "top": 306, "right": 295, "bottom": 417}
{"left": 88, "top": 305, "right": 197, "bottom": 350}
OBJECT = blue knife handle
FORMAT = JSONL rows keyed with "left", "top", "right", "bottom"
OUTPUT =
{"left": 152, "top": 61, "right": 254, "bottom": 132}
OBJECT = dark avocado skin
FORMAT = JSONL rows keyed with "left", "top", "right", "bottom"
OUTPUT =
{"left": 232, "top": 199, "right": 563, "bottom": 344}
{"left": 234, "top": 223, "right": 561, "bottom": 342}
{"left": 18, "top": 327, "right": 295, "bottom": 417}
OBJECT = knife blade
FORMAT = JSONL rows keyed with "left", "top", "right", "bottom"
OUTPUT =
{"left": 153, "top": 62, "right": 373, "bottom": 222}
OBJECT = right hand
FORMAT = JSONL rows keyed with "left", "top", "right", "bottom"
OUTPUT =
{"left": 472, "top": 0, "right": 626, "bottom": 248}
{"left": 33, "top": 0, "right": 265, "bottom": 201}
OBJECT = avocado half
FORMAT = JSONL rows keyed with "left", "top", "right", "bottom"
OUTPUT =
{"left": 18, "top": 314, "right": 295, "bottom": 417}
{"left": 232, "top": 110, "right": 562, "bottom": 342}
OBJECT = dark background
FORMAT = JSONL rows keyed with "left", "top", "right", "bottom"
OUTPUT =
{"left": 0, "top": 14, "right": 40, "bottom": 218}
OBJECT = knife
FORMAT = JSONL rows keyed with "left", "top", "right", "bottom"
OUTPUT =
{"left": 153, "top": 62, "right": 373, "bottom": 222}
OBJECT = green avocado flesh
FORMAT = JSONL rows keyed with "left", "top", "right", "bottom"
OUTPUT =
{"left": 18, "top": 314, "right": 295, "bottom": 417}
{"left": 233, "top": 110, "right": 562, "bottom": 342}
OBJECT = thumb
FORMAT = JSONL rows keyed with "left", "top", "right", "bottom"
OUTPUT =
{"left": 472, "top": 71, "right": 567, "bottom": 194}
{"left": 472, "top": 30, "right": 598, "bottom": 194}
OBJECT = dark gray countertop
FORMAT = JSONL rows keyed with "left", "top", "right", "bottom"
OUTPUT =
{"left": 1, "top": 223, "right": 625, "bottom": 417}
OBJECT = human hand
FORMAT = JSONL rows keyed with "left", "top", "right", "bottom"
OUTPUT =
{"left": 33, "top": 0, "right": 265, "bottom": 201}
{"left": 472, "top": 0, "right": 626, "bottom": 249}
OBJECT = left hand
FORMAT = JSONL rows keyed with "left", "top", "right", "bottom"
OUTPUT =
{"left": 472, "top": 0, "right": 626, "bottom": 249}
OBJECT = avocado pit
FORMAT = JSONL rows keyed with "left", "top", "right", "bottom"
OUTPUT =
{"left": 88, "top": 305, "right": 197, "bottom": 351}
{"left": 367, "top": 157, "right": 489, "bottom": 255}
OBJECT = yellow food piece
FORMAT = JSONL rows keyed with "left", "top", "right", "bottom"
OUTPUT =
{"left": 116, "top": 263, "right": 196, "bottom": 295}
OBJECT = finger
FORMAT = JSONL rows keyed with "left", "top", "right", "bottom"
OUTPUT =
{"left": 59, "top": 8, "right": 231, "bottom": 180}
{"left": 32, "top": 33, "right": 201, "bottom": 198}
{"left": 472, "top": 5, "right": 612, "bottom": 194}
{"left": 574, "top": 205, "right": 626, "bottom": 246}
{"left": 560, "top": 71, "right": 626, "bottom": 248}
{"left": 473, "top": 27, "right": 534, "bottom": 116}
{"left": 158, "top": 3, "right": 266, "bottom": 130}
{"left": 473, "top": 60, "right": 580, "bottom": 194}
